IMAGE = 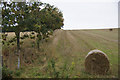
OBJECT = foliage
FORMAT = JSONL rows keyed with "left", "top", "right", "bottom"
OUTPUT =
{"left": 47, "top": 59, "right": 75, "bottom": 78}
{"left": 29, "top": 2, "right": 64, "bottom": 49}
{"left": 2, "top": 66, "right": 13, "bottom": 79}
{"left": 14, "top": 69, "right": 22, "bottom": 77}
{"left": 2, "top": 1, "right": 64, "bottom": 50}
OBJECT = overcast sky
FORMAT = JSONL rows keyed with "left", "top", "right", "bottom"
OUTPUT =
{"left": 41, "top": 0, "right": 119, "bottom": 30}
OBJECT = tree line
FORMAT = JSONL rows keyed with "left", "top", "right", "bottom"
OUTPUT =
{"left": 1, "top": 1, "right": 64, "bottom": 69}
{"left": 2, "top": 1, "right": 64, "bottom": 50}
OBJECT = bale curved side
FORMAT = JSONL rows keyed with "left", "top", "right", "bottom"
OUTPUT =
{"left": 85, "top": 50, "right": 110, "bottom": 75}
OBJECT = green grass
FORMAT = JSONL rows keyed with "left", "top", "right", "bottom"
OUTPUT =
{"left": 2, "top": 28, "right": 118, "bottom": 78}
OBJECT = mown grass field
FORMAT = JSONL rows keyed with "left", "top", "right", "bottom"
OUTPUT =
{"left": 2, "top": 28, "right": 119, "bottom": 78}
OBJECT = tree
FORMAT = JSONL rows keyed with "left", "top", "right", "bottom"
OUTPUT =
{"left": 2, "top": 1, "right": 64, "bottom": 68}
{"left": 2, "top": 2, "right": 28, "bottom": 51}
{"left": 30, "top": 3, "right": 64, "bottom": 50}
{"left": 2, "top": 2, "right": 32, "bottom": 69}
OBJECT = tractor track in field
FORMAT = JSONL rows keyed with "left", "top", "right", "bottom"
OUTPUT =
{"left": 51, "top": 29, "right": 118, "bottom": 54}
{"left": 52, "top": 29, "right": 63, "bottom": 46}
{"left": 65, "top": 31, "right": 79, "bottom": 48}
{"left": 81, "top": 31, "right": 118, "bottom": 43}
{"left": 69, "top": 31, "right": 95, "bottom": 50}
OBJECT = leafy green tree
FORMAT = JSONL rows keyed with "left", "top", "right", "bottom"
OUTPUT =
{"left": 30, "top": 2, "right": 64, "bottom": 49}
{"left": 2, "top": 2, "right": 32, "bottom": 69}
{"left": 2, "top": 2, "right": 27, "bottom": 51}
{"left": 2, "top": 1, "right": 64, "bottom": 68}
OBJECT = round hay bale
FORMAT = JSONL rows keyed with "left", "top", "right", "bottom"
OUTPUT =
{"left": 85, "top": 50, "right": 110, "bottom": 75}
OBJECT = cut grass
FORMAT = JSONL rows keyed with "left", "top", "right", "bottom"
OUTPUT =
{"left": 2, "top": 29, "right": 118, "bottom": 78}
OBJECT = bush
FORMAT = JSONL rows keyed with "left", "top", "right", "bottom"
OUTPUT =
{"left": 2, "top": 66, "right": 13, "bottom": 79}
{"left": 14, "top": 70, "right": 21, "bottom": 77}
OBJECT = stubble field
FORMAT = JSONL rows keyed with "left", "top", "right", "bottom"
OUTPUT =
{"left": 2, "top": 28, "right": 119, "bottom": 78}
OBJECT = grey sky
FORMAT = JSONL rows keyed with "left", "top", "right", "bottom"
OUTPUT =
{"left": 41, "top": 0, "right": 118, "bottom": 30}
